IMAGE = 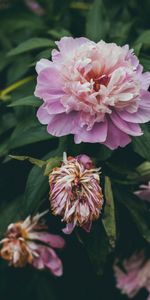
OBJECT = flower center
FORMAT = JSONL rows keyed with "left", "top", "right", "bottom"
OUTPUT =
{"left": 93, "top": 75, "right": 110, "bottom": 92}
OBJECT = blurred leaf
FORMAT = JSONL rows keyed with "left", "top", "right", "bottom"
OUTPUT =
{"left": 7, "top": 55, "right": 32, "bottom": 84}
{"left": 84, "top": 223, "right": 109, "bottom": 275}
{"left": 36, "top": 274, "right": 58, "bottom": 300}
{"left": 115, "top": 188, "right": 150, "bottom": 244}
{"left": 9, "top": 155, "right": 46, "bottom": 168}
{"left": 140, "top": 55, "right": 150, "bottom": 71}
{"left": 86, "top": 0, "right": 109, "bottom": 41}
{"left": 23, "top": 163, "right": 49, "bottom": 215}
{"left": 47, "top": 28, "right": 71, "bottom": 39}
{"left": 136, "top": 30, "right": 150, "bottom": 46}
{"left": 133, "top": 124, "right": 150, "bottom": 161}
{"left": 23, "top": 152, "right": 61, "bottom": 214}
{"left": 0, "top": 139, "right": 10, "bottom": 157}
{"left": 127, "top": 161, "right": 150, "bottom": 183}
{"left": 98, "top": 145, "right": 112, "bottom": 161}
{"left": 9, "top": 122, "right": 54, "bottom": 148}
{"left": 110, "top": 21, "right": 133, "bottom": 44}
{"left": 102, "top": 177, "right": 116, "bottom": 248}
{"left": 8, "top": 95, "right": 42, "bottom": 107}
{"left": 7, "top": 38, "right": 54, "bottom": 56}
{"left": 133, "top": 43, "right": 142, "bottom": 56}
{"left": 0, "top": 113, "right": 16, "bottom": 135}
{"left": 70, "top": 2, "right": 91, "bottom": 10}
{"left": 0, "top": 196, "right": 24, "bottom": 238}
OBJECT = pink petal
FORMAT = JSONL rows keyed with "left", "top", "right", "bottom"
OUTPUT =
{"left": 28, "top": 231, "right": 65, "bottom": 248}
{"left": 34, "top": 67, "right": 64, "bottom": 99}
{"left": 139, "top": 72, "right": 150, "bottom": 90}
{"left": 32, "top": 246, "right": 63, "bottom": 277}
{"left": 104, "top": 118, "right": 131, "bottom": 150}
{"left": 42, "top": 247, "right": 63, "bottom": 276}
{"left": 74, "top": 121, "right": 108, "bottom": 144}
{"left": 55, "top": 37, "right": 89, "bottom": 57}
{"left": 62, "top": 222, "right": 75, "bottom": 234}
{"left": 83, "top": 221, "right": 92, "bottom": 232}
{"left": 35, "top": 58, "right": 52, "bottom": 74}
{"left": 46, "top": 102, "right": 65, "bottom": 114}
{"left": 110, "top": 111, "right": 143, "bottom": 136}
{"left": 118, "top": 108, "right": 150, "bottom": 123}
{"left": 37, "top": 105, "right": 53, "bottom": 124}
{"left": 47, "top": 112, "right": 79, "bottom": 137}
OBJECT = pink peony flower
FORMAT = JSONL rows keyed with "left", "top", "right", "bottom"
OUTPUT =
{"left": 49, "top": 153, "right": 103, "bottom": 234}
{"left": 34, "top": 37, "right": 150, "bottom": 150}
{"left": 114, "top": 251, "right": 150, "bottom": 299}
{"left": 0, "top": 211, "right": 65, "bottom": 276}
{"left": 134, "top": 182, "right": 150, "bottom": 202}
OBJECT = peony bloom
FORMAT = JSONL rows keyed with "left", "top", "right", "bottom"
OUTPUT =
{"left": 34, "top": 37, "right": 150, "bottom": 150}
{"left": 114, "top": 251, "right": 150, "bottom": 299}
{"left": 49, "top": 153, "right": 103, "bottom": 234}
{"left": 0, "top": 211, "right": 65, "bottom": 276}
{"left": 134, "top": 182, "right": 150, "bottom": 202}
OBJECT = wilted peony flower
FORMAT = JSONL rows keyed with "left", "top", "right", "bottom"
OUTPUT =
{"left": 35, "top": 37, "right": 150, "bottom": 150}
{"left": 0, "top": 211, "right": 65, "bottom": 276}
{"left": 49, "top": 153, "right": 103, "bottom": 234}
{"left": 114, "top": 251, "right": 150, "bottom": 299}
{"left": 134, "top": 182, "right": 150, "bottom": 202}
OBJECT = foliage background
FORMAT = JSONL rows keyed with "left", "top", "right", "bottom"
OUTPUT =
{"left": 0, "top": 0, "right": 150, "bottom": 299}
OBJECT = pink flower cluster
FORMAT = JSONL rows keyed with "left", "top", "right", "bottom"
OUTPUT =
{"left": 0, "top": 211, "right": 65, "bottom": 276}
{"left": 35, "top": 37, "right": 150, "bottom": 149}
{"left": 49, "top": 153, "right": 103, "bottom": 234}
{"left": 114, "top": 251, "right": 150, "bottom": 299}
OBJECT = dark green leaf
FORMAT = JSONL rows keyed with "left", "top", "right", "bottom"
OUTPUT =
{"left": 102, "top": 177, "right": 116, "bottom": 248}
{"left": 115, "top": 188, "right": 150, "bottom": 244}
{"left": 136, "top": 30, "right": 150, "bottom": 46}
{"left": 9, "top": 155, "right": 46, "bottom": 168}
{"left": 8, "top": 95, "right": 42, "bottom": 107}
{"left": 84, "top": 223, "right": 109, "bottom": 275}
{"left": 86, "top": 0, "right": 109, "bottom": 41}
{"left": 7, "top": 38, "right": 54, "bottom": 56}
{"left": 133, "top": 124, "right": 150, "bottom": 161}
{"left": 10, "top": 122, "right": 54, "bottom": 148}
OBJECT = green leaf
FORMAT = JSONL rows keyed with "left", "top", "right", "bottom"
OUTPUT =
{"left": 97, "top": 145, "right": 112, "bottom": 161}
{"left": 36, "top": 274, "right": 58, "bottom": 300}
{"left": 10, "top": 122, "right": 54, "bottom": 148}
{"left": 86, "top": 0, "right": 109, "bottom": 41}
{"left": 0, "top": 113, "right": 16, "bottom": 135}
{"left": 0, "top": 196, "right": 24, "bottom": 238}
{"left": 140, "top": 56, "right": 150, "bottom": 71}
{"left": 136, "top": 30, "right": 150, "bottom": 46}
{"left": 84, "top": 223, "right": 109, "bottom": 275}
{"left": 44, "top": 156, "right": 61, "bottom": 175}
{"left": 102, "top": 177, "right": 116, "bottom": 248}
{"left": 127, "top": 162, "right": 150, "bottom": 182}
{"left": 47, "top": 28, "right": 71, "bottom": 39}
{"left": 23, "top": 164, "right": 49, "bottom": 215}
{"left": 133, "top": 43, "right": 142, "bottom": 56}
{"left": 23, "top": 154, "right": 60, "bottom": 215}
{"left": 9, "top": 155, "right": 46, "bottom": 168}
{"left": 115, "top": 188, "right": 150, "bottom": 244}
{"left": 0, "top": 139, "right": 10, "bottom": 158}
{"left": 7, "top": 55, "right": 32, "bottom": 84}
{"left": 8, "top": 95, "right": 42, "bottom": 107}
{"left": 132, "top": 124, "right": 150, "bottom": 161}
{"left": 7, "top": 38, "right": 54, "bottom": 56}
